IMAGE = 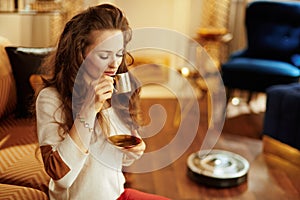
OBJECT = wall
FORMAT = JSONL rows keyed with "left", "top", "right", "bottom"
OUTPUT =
{"left": 0, "top": 0, "right": 246, "bottom": 53}
{"left": 91, "top": 0, "right": 202, "bottom": 38}
{"left": 228, "top": 0, "right": 247, "bottom": 53}
{"left": 0, "top": 0, "right": 204, "bottom": 46}
{"left": 0, "top": 11, "right": 65, "bottom": 47}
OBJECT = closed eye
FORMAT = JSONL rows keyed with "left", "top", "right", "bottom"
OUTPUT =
{"left": 98, "top": 52, "right": 109, "bottom": 59}
{"left": 96, "top": 49, "right": 124, "bottom": 59}
{"left": 116, "top": 49, "right": 125, "bottom": 58}
{"left": 116, "top": 53, "right": 124, "bottom": 58}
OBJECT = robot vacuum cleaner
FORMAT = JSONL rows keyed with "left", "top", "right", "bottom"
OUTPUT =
{"left": 187, "top": 149, "right": 250, "bottom": 188}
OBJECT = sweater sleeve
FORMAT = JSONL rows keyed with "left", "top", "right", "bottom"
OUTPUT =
{"left": 36, "top": 88, "right": 89, "bottom": 188}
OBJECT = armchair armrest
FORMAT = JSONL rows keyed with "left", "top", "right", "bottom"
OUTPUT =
{"left": 291, "top": 54, "right": 300, "bottom": 68}
{"left": 229, "top": 49, "right": 248, "bottom": 60}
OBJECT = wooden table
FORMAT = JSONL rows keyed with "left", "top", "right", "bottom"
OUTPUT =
{"left": 123, "top": 98, "right": 300, "bottom": 200}
{"left": 125, "top": 133, "right": 300, "bottom": 200}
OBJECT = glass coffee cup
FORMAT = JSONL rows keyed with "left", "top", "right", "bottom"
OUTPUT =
{"left": 113, "top": 72, "right": 132, "bottom": 93}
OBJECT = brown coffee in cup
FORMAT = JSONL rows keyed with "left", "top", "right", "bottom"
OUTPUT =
{"left": 108, "top": 134, "right": 142, "bottom": 148}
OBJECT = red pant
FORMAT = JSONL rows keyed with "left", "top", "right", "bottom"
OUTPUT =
{"left": 117, "top": 188, "right": 171, "bottom": 200}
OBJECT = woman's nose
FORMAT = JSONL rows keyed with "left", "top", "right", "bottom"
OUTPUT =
{"left": 109, "top": 56, "right": 120, "bottom": 67}
{"left": 109, "top": 60, "right": 118, "bottom": 68}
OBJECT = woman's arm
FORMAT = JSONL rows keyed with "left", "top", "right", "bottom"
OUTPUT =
{"left": 37, "top": 74, "right": 114, "bottom": 188}
{"left": 36, "top": 88, "right": 93, "bottom": 188}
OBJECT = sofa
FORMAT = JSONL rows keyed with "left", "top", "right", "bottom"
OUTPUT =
{"left": 0, "top": 36, "right": 51, "bottom": 199}
{"left": 263, "top": 83, "right": 300, "bottom": 150}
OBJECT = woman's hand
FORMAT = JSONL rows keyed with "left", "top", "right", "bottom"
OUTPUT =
{"left": 70, "top": 74, "right": 114, "bottom": 153}
{"left": 124, "top": 130, "right": 146, "bottom": 156}
{"left": 80, "top": 74, "right": 114, "bottom": 117}
{"left": 93, "top": 75, "right": 114, "bottom": 111}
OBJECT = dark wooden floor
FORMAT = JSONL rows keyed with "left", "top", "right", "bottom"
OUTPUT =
{"left": 124, "top": 95, "right": 300, "bottom": 200}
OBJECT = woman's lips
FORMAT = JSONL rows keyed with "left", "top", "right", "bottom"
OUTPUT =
{"left": 104, "top": 71, "right": 116, "bottom": 76}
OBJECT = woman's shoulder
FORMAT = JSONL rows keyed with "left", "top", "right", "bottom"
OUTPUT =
{"left": 37, "top": 87, "right": 61, "bottom": 102}
{"left": 39, "top": 87, "right": 58, "bottom": 96}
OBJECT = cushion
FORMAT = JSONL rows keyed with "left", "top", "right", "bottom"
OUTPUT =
{"left": 222, "top": 58, "right": 300, "bottom": 91}
{"left": 0, "top": 183, "right": 48, "bottom": 200}
{"left": 5, "top": 47, "right": 53, "bottom": 118}
{"left": 0, "top": 116, "right": 50, "bottom": 194}
{"left": 29, "top": 74, "right": 51, "bottom": 94}
{"left": 222, "top": 58, "right": 300, "bottom": 77}
{"left": 0, "top": 36, "right": 16, "bottom": 119}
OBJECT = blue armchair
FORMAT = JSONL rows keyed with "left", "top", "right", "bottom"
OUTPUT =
{"left": 221, "top": 1, "right": 300, "bottom": 102}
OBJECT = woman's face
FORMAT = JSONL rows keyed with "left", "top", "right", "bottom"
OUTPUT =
{"left": 83, "top": 30, "right": 124, "bottom": 79}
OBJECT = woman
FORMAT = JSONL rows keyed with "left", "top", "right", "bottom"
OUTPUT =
{"left": 36, "top": 4, "right": 170, "bottom": 200}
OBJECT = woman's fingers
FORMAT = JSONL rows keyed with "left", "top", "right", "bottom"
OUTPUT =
{"left": 80, "top": 74, "right": 115, "bottom": 113}
{"left": 91, "top": 75, "right": 114, "bottom": 111}
{"left": 95, "top": 76, "right": 114, "bottom": 98}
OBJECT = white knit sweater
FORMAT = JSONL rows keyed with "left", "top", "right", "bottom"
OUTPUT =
{"left": 36, "top": 87, "right": 141, "bottom": 200}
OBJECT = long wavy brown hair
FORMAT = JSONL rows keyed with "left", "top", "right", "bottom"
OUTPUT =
{"left": 38, "top": 4, "right": 142, "bottom": 137}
